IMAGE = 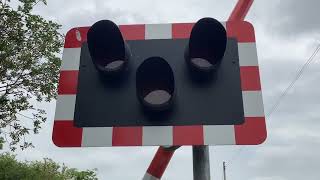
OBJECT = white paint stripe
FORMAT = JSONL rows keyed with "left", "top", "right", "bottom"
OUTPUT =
{"left": 145, "top": 24, "right": 172, "bottom": 39}
{"left": 143, "top": 126, "right": 173, "bottom": 146}
{"left": 82, "top": 127, "right": 113, "bottom": 147}
{"left": 203, "top": 125, "right": 236, "bottom": 145}
{"left": 54, "top": 95, "right": 76, "bottom": 120}
{"left": 143, "top": 173, "right": 160, "bottom": 180}
{"left": 61, "top": 48, "right": 81, "bottom": 70}
{"left": 242, "top": 91, "right": 265, "bottom": 117}
{"left": 238, "top": 43, "right": 258, "bottom": 66}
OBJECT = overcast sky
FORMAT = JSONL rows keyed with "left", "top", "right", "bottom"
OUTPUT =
{"left": 3, "top": 0, "right": 320, "bottom": 179}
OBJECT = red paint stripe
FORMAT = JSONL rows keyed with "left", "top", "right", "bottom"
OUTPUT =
{"left": 173, "top": 21, "right": 256, "bottom": 43}
{"left": 146, "top": 147, "right": 175, "bottom": 178}
{"left": 64, "top": 25, "right": 145, "bottom": 48}
{"left": 63, "top": 21, "right": 256, "bottom": 45}
{"left": 172, "top": 23, "right": 195, "bottom": 39}
{"left": 173, "top": 126, "right": 204, "bottom": 145}
{"left": 58, "top": 71, "right": 79, "bottom": 95}
{"left": 227, "top": 21, "right": 255, "bottom": 42}
{"left": 64, "top": 27, "right": 89, "bottom": 48}
{"left": 112, "top": 127, "right": 143, "bottom": 146}
{"left": 119, "top": 24, "right": 145, "bottom": 40}
{"left": 240, "top": 66, "right": 261, "bottom": 91}
{"left": 234, "top": 117, "right": 267, "bottom": 145}
{"left": 52, "top": 121, "right": 83, "bottom": 147}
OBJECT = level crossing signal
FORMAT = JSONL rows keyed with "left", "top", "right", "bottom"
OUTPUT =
{"left": 52, "top": 17, "right": 267, "bottom": 147}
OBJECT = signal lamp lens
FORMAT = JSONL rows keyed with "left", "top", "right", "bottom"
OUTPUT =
{"left": 136, "top": 57, "right": 175, "bottom": 112}
{"left": 186, "top": 17, "right": 227, "bottom": 74}
{"left": 87, "top": 20, "right": 130, "bottom": 76}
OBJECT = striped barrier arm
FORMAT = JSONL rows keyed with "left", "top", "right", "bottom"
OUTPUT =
{"left": 143, "top": 146, "right": 179, "bottom": 180}
{"left": 229, "top": 0, "right": 254, "bottom": 21}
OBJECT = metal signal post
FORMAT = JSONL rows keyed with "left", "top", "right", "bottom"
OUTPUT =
{"left": 193, "top": 146, "right": 211, "bottom": 180}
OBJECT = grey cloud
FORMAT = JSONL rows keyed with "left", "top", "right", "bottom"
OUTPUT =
{"left": 250, "top": 0, "right": 320, "bottom": 37}
{"left": 247, "top": 132, "right": 320, "bottom": 180}
{"left": 276, "top": 0, "right": 320, "bottom": 35}
{"left": 32, "top": 0, "right": 149, "bottom": 34}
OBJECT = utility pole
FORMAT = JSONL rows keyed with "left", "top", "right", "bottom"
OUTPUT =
{"left": 223, "top": 162, "right": 226, "bottom": 180}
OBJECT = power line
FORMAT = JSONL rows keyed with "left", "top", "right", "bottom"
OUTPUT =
{"left": 266, "top": 44, "right": 320, "bottom": 118}
{"left": 226, "top": 43, "right": 320, "bottom": 165}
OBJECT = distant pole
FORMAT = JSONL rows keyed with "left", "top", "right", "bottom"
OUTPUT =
{"left": 223, "top": 162, "right": 226, "bottom": 180}
{"left": 193, "top": 146, "right": 211, "bottom": 180}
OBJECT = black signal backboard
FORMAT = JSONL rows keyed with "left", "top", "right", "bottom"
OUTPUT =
{"left": 74, "top": 38, "right": 244, "bottom": 127}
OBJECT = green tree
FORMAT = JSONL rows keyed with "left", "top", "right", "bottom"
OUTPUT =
{"left": 0, "top": 153, "right": 98, "bottom": 180}
{"left": 0, "top": 0, "right": 63, "bottom": 151}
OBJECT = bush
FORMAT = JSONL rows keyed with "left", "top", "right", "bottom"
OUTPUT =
{"left": 0, "top": 153, "right": 98, "bottom": 180}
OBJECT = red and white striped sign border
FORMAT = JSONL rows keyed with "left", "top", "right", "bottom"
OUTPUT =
{"left": 52, "top": 21, "right": 267, "bottom": 147}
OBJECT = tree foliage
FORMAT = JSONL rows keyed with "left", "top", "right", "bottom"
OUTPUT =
{"left": 0, "top": 153, "right": 98, "bottom": 180}
{"left": 0, "top": 0, "right": 63, "bottom": 151}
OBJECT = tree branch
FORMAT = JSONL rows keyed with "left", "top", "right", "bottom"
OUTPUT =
{"left": 1, "top": 68, "right": 30, "bottom": 94}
